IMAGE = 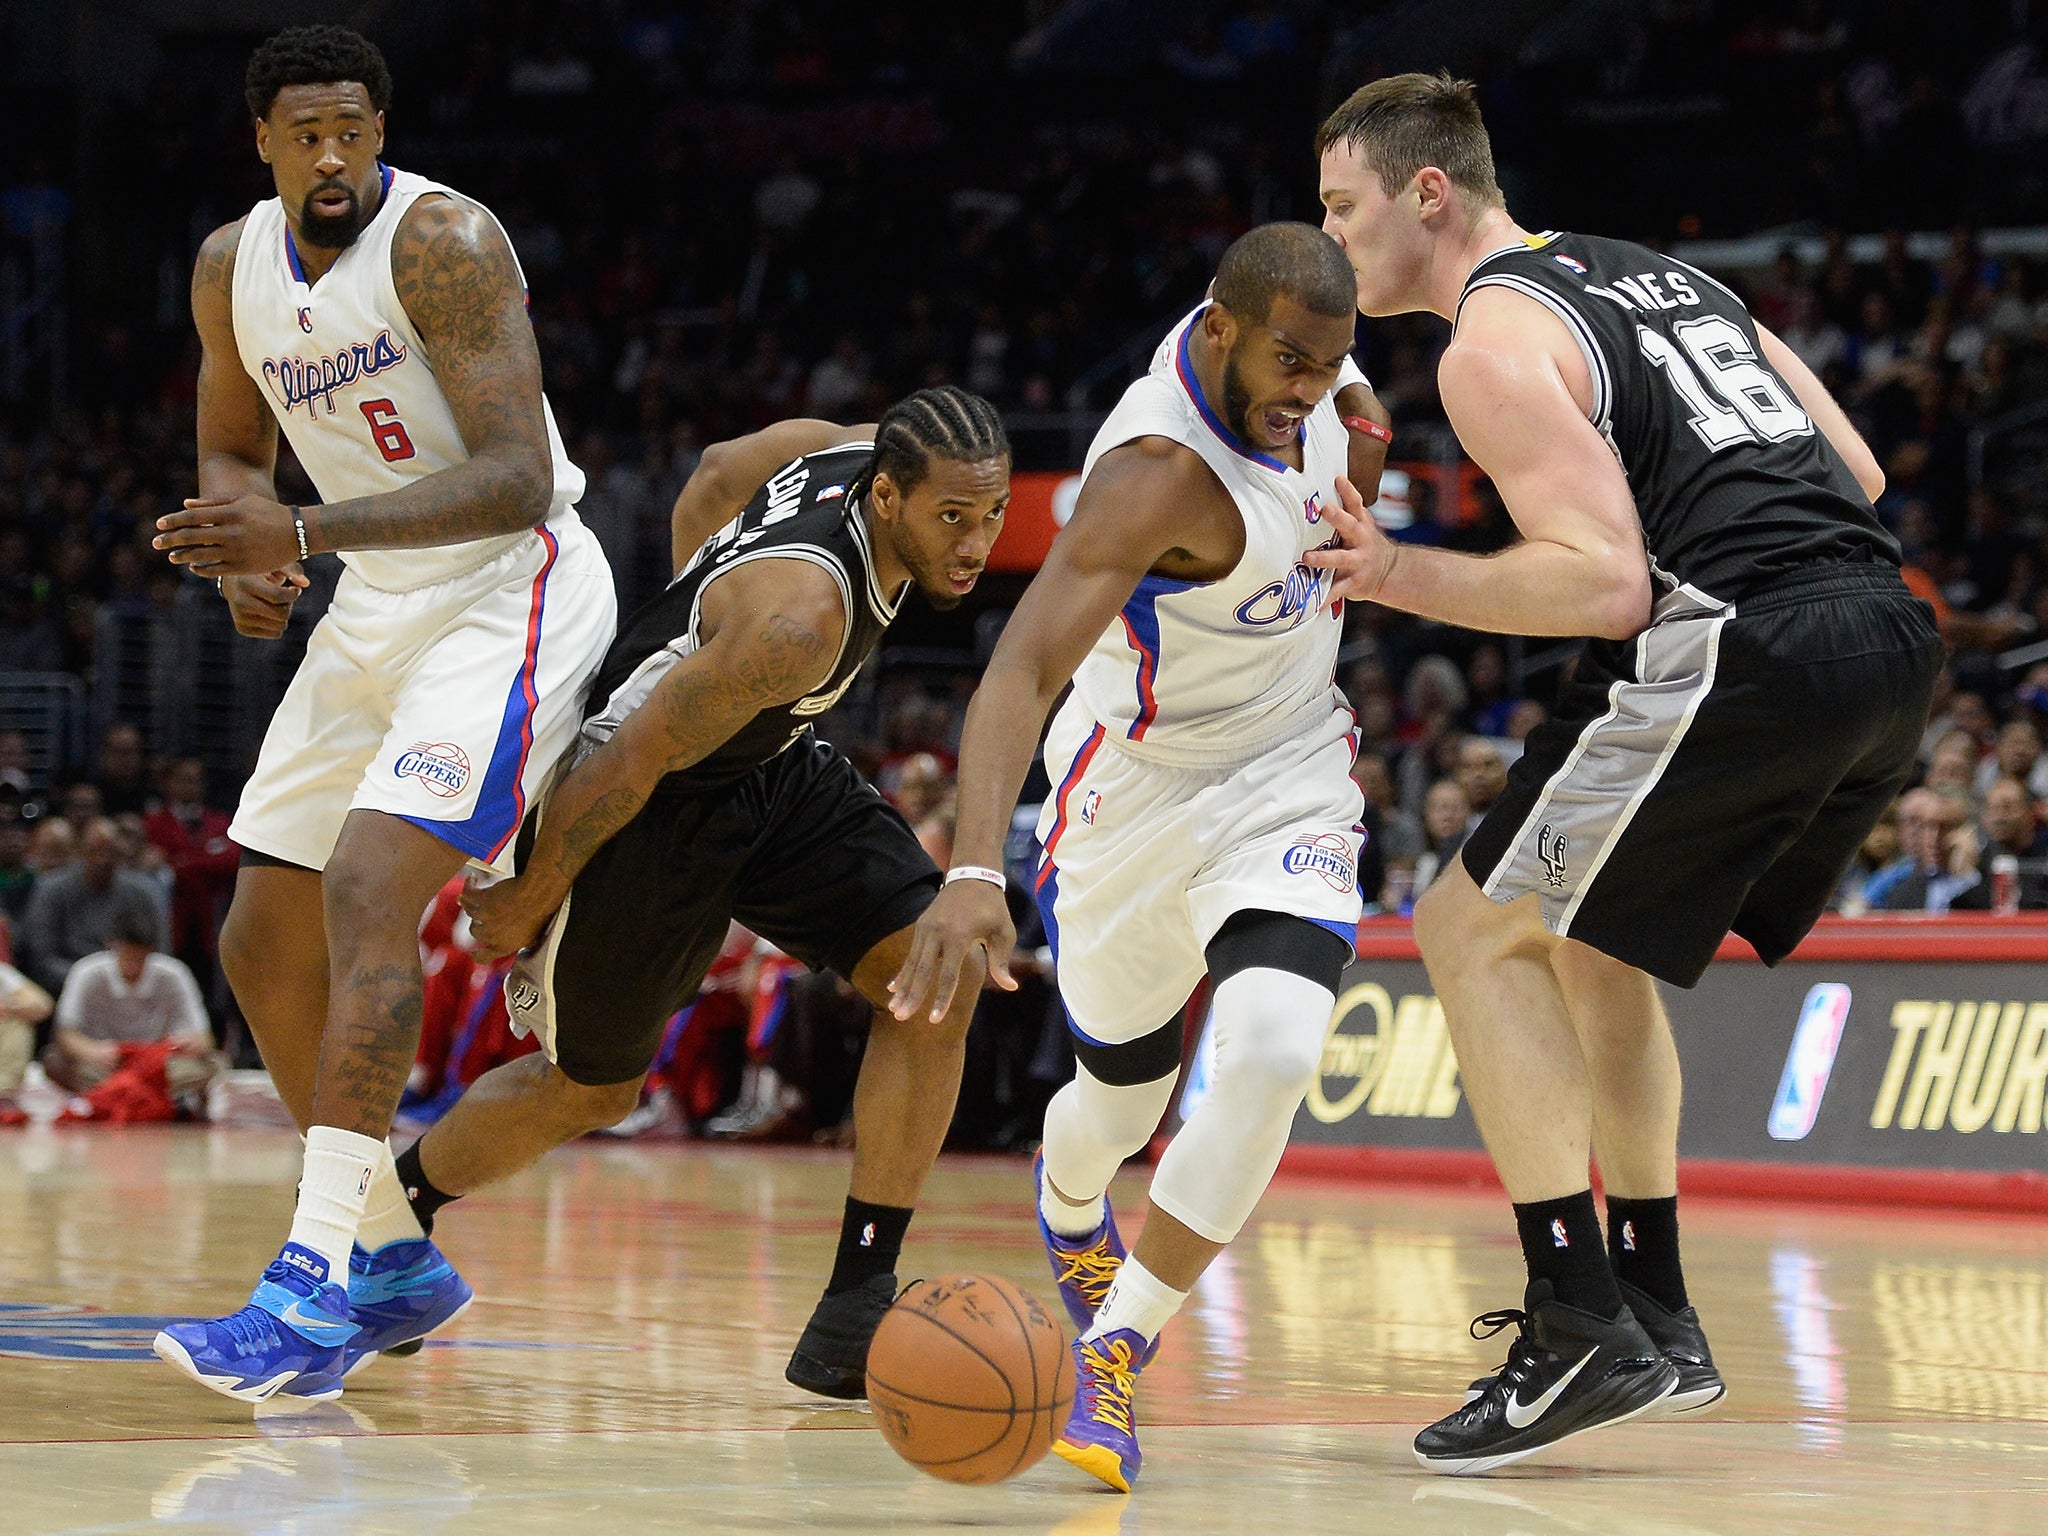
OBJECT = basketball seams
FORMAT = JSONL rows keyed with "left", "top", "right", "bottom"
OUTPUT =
{"left": 981, "top": 1276, "right": 1046, "bottom": 1483}
{"left": 895, "top": 1298, "right": 1022, "bottom": 1412}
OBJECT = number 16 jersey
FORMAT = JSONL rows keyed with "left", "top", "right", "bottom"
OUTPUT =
{"left": 1459, "top": 232, "right": 1897, "bottom": 603}
{"left": 231, "top": 163, "right": 586, "bottom": 593}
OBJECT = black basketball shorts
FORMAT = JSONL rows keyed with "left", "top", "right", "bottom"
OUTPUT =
{"left": 1460, "top": 568, "right": 1942, "bottom": 988}
{"left": 505, "top": 735, "right": 941, "bottom": 1085}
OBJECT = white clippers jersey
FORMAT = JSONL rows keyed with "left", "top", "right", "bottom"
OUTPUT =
{"left": 1069, "top": 304, "right": 1355, "bottom": 766}
{"left": 231, "top": 164, "right": 586, "bottom": 593}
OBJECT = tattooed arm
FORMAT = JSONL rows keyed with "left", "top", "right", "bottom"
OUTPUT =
{"left": 671, "top": 419, "right": 877, "bottom": 575}
{"left": 460, "top": 558, "right": 849, "bottom": 958}
{"left": 156, "top": 195, "right": 554, "bottom": 574}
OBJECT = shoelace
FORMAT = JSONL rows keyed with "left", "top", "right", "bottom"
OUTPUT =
{"left": 1077, "top": 1336, "right": 1140, "bottom": 1433}
{"left": 1470, "top": 1307, "right": 1541, "bottom": 1395}
{"left": 1054, "top": 1241, "right": 1122, "bottom": 1309}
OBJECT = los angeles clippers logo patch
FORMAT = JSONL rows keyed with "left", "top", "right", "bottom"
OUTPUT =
{"left": 262, "top": 328, "right": 408, "bottom": 416}
{"left": 1537, "top": 823, "right": 1569, "bottom": 889}
{"left": 394, "top": 742, "right": 471, "bottom": 798}
{"left": 296, "top": 306, "right": 313, "bottom": 334}
{"left": 1281, "top": 832, "right": 1356, "bottom": 892}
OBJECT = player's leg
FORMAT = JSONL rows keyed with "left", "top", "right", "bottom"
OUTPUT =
{"left": 215, "top": 857, "right": 328, "bottom": 1129}
{"left": 403, "top": 1054, "right": 645, "bottom": 1199}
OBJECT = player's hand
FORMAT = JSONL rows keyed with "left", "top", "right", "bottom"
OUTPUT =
{"left": 154, "top": 495, "right": 304, "bottom": 577}
{"left": 220, "top": 565, "right": 310, "bottom": 639}
{"left": 460, "top": 869, "right": 562, "bottom": 961}
{"left": 888, "top": 879, "right": 1017, "bottom": 1024}
{"left": 1302, "top": 474, "right": 1398, "bottom": 609}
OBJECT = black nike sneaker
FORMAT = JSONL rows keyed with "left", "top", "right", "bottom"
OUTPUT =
{"left": 1415, "top": 1280, "right": 1678, "bottom": 1475}
{"left": 1618, "top": 1280, "right": 1725, "bottom": 1418}
{"left": 1458, "top": 1280, "right": 1725, "bottom": 1420}
{"left": 784, "top": 1274, "right": 897, "bottom": 1399}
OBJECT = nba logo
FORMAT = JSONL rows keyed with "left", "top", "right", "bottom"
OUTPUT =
{"left": 1553, "top": 254, "right": 1588, "bottom": 275}
{"left": 1550, "top": 1218, "right": 1569, "bottom": 1248}
{"left": 1769, "top": 983, "right": 1851, "bottom": 1141}
{"left": 1079, "top": 790, "right": 1102, "bottom": 825}
{"left": 296, "top": 306, "right": 313, "bottom": 333}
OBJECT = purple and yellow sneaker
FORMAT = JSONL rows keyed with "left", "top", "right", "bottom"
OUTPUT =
{"left": 1053, "top": 1328, "right": 1148, "bottom": 1492}
{"left": 281, "top": 1237, "right": 475, "bottom": 1393}
{"left": 1034, "top": 1155, "right": 1159, "bottom": 1370}
{"left": 153, "top": 1243, "right": 359, "bottom": 1403}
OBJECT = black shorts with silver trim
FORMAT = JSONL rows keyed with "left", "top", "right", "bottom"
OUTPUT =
{"left": 1460, "top": 565, "right": 1941, "bottom": 988}
{"left": 504, "top": 735, "right": 940, "bottom": 1085}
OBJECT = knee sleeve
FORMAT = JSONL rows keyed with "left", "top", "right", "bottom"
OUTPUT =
{"left": 1147, "top": 963, "right": 1336, "bottom": 1244}
{"left": 1040, "top": 1062, "right": 1178, "bottom": 1207}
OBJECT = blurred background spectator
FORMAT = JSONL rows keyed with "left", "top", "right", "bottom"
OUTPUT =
{"left": 43, "top": 905, "right": 222, "bottom": 1119}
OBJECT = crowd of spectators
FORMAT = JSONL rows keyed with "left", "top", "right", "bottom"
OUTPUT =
{"left": 6, "top": 3, "right": 2048, "bottom": 1126}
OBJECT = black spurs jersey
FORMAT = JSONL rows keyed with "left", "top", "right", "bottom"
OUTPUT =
{"left": 579, "top": 442, "right": 904, "bottom": 792}
{"left": 1459, "top": 233, "right": 1899, "bottom": 602}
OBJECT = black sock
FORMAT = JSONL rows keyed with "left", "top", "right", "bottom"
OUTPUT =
{"left": 826, "top": 1198, "right": 912, "bottom": 1295}
{"left": 1513, "top": 1191, "right": 1622, "bottom": 1318}
{"left": 395, "top": 1140, "right": 458, "bottom": 1237}
{"left": 1606, "top": 1194, "right": 1688, "bottom": 1313}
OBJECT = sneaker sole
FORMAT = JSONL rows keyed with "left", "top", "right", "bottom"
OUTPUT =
{"left": 1643, "top": 1379, "right": 1726, "bottom": 1419}
{"left": 1415, "top": 1374, "right": 1679, "bottom": 1476}
{"left": 1053, "top": 1437, "right": 1134, "bottom": 1493}
{"left": 784, "top": 1351, "right": 866, "bottom": 1400}
{"left": 152, "top": 1331, "right": 336, "bottom": 1404}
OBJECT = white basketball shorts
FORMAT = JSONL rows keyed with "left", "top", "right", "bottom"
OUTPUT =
{"left": 229, "top": 516, "right": 617, "bottom": 875}
{"left": 1031, "top": 695, "right": 1364, "bottom": 1048}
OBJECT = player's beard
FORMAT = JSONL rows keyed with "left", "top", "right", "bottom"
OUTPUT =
{"left": 297, "top": 181, "right": 369, "bottom": 249}
{"left": 906, "top": 547, "right": 968, "bottom": 612}
{"left": 1221, "top": 349, "right": 1261, "bottom": 447}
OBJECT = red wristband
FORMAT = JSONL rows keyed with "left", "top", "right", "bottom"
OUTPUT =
{"left": 1343, "top": 415, "right": 1394, "bottom": 445}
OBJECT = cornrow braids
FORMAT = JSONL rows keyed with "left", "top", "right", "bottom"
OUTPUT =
{"left": 849, "top": 386, "right": 1010, "bottom": 505}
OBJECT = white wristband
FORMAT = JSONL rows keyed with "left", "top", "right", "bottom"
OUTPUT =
{"left": 292, "top": 507, "right": 311, "bottom": 562}
{"left": 944, "top": 865, "right": 1006, "bottom": 892}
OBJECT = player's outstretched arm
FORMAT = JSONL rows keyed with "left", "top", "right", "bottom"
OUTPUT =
{"left": 1755, "top": 322, "right": 1884, "bottom": 502}
{"left": 1308, "top": 290, "right": 1652, "bottom": 641}
{"left": 461, "top": 559, "right": 847, "bottom": 958}
{"left": 669, "top": 419, "right": 878, "bottom": 575}
{"left": 888, "top": 439, "right": 1225, "bottom": 1023}
{"left": 1334, "top": 372, "right": 1393, "bottom": 508}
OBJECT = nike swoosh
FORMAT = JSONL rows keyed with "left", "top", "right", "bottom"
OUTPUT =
{"left": 277, "top": 1300, "right": 349, "bottom": 1340}
{"left": 1503, "top": 1349, "right": 1594, "bottom": 1429}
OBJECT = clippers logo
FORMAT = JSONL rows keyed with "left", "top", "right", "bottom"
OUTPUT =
{"left": 296, "top": 306, "right": 313, "bottom": 334}
{"left": 1282, "top": 832, "right": 1356, "bottom": 892}
{"left": 394, "top": 742, "right": 472, "bottom": 798}
{"left": 1550, "top": 1218, "right": 1569, "bottom": 1248}
{"left": 1234, "top": 547, "right": 1337, "bottom": 631}
{"left": 1769, "top": 982, "right": 1851, "bottom": 1141}
{"left": 1536, "top": 823, "right": 1569, "bottom": 889}
{"left": 1304, "top": 492, "right": 1324, "bottom": 525}
{"left": 1079, "top": 789, "right": 1103, "bottom": 826}
{"left": 1553, "top": 253, "right": 1588, "bottom": 274}
{"left": 262, "top": 327, "right": 408, "bottom": 416}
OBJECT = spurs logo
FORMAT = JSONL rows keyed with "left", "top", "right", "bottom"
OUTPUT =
{"left": 1537, "top": 823, "right": 1569, "bottom": 889}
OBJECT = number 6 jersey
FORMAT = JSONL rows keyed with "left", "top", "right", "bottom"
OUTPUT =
{"left": 1459, "top": 233, "right": 1898, "bottom": 603}
{"left": 231, "top": 162, "right": 586, "bottom": 592}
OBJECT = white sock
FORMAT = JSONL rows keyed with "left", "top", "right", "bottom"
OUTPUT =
{"left": 1083, "top": 1256, "right": 1187, "bottom": 1347}
{"left": 354, "top": 1142, "right": 427, "bottom": 1251}
{"left": 1040, "top": 1171, "right": 1107, "bottom": 1238}
{"left": 286, "top": 1126, "right": 383, "bottom": 1283}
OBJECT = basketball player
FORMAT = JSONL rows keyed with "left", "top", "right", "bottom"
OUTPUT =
{"left": 392, "top": 389, "right": 1011, "bottom": 1400}
{"left": 150, "top": 26, "right": 616, "bottom": 1401}
{"left": 889, "top": 223, "right": 1392, "bottom": 1491}
{"left": 1310, "top": 74, "right": 1941, "bottom": 1472}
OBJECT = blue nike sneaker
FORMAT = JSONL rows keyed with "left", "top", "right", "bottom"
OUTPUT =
{"left": 1053, "top": 1328, "right": 1149, "bottom": 1492}
{"left": 327, "top": 1237, "right": 474, "bottom": 1384}
{"left": 1034, "top": 1154, "right": 1158, "bottom": 1367}
{"left": 153, "top": 1243, "right": 359, "bottom": 1403}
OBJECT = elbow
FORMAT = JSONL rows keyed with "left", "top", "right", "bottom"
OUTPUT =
{"left": 1588, "top": 565, "right": 1654, "bottom": 641}
{"left": 1859, "top": 463, "right": 1885, "bottom": 504}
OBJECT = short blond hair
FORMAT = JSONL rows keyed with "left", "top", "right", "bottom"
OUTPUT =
{"left": 1316, "top": 72, "right": 1504, "bottom": 209}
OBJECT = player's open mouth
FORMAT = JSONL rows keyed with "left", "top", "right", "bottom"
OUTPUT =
{"left": 311, "top": 190, "right": 354, "bottom": 216}
{"left": 1262, "top": 407, "right": 1307, "bottom": 438}
{"left": 946, "top": 569, "right": 982, "bottom": 594}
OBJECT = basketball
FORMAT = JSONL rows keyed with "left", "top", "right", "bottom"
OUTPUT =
{"left": 864, "top": 1273, "right": 1075, "bottom": 1484}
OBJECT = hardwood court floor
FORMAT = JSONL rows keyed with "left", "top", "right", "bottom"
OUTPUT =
{"left": 2, "top": 1127, "right": 2045, "bottom": 1534}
